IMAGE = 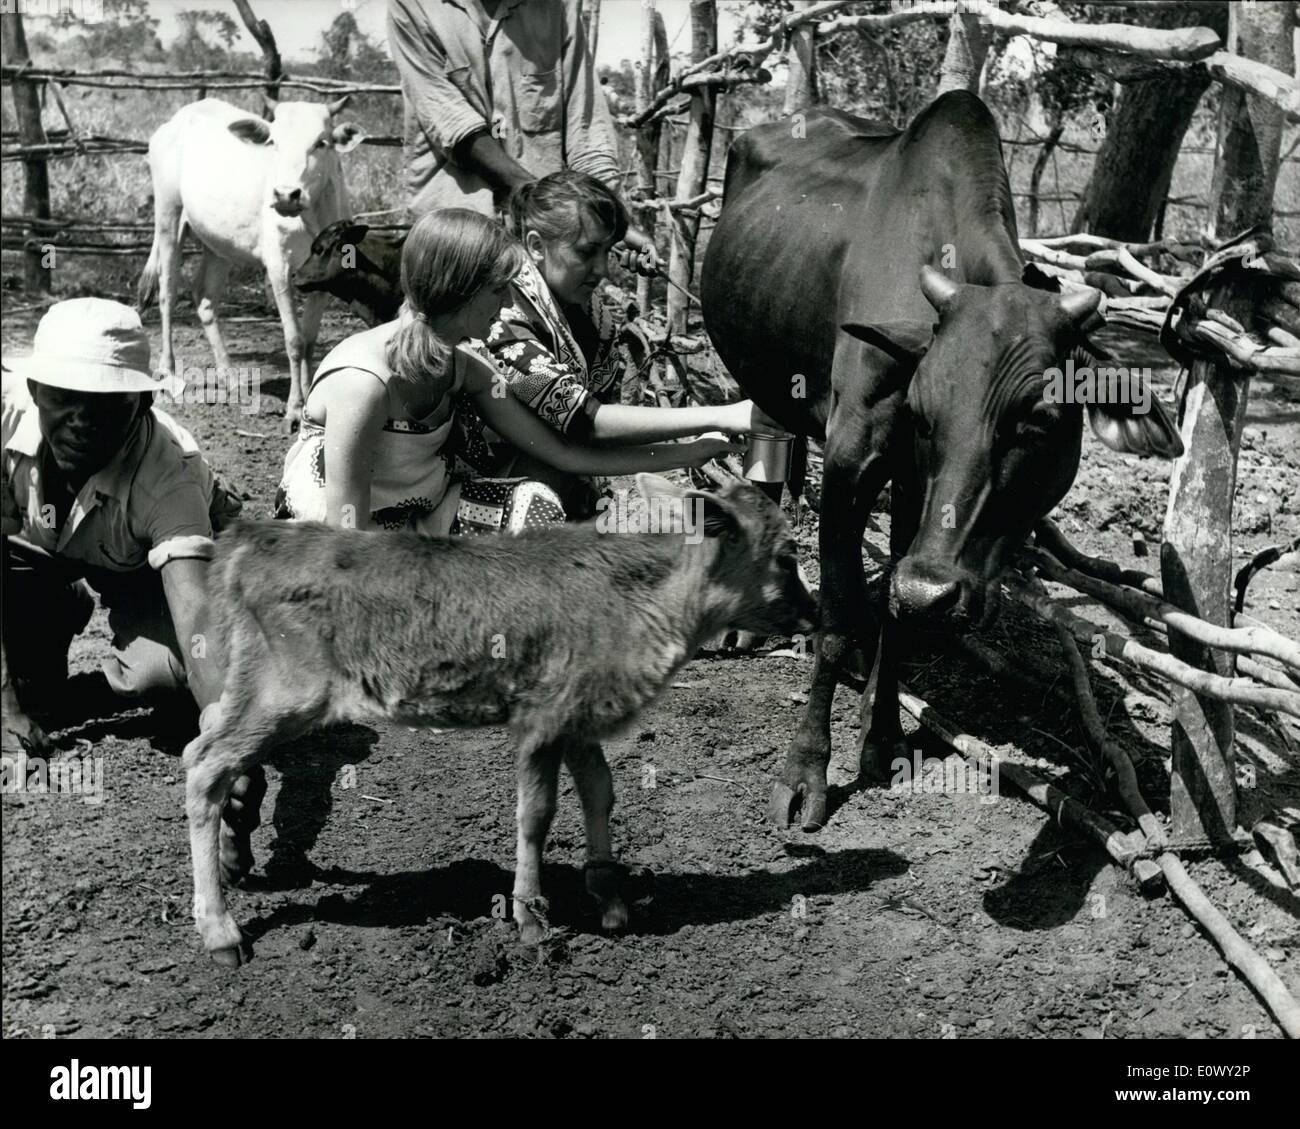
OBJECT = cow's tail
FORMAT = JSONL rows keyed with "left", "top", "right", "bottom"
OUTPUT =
{"left": 136, "top": 238, "right": 160, "bottom": 311}
{"left": 135, "top": 214, "right": 187, "bottom": 311}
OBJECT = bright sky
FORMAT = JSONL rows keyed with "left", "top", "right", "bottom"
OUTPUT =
{"left": 137, "top": 0, "right": 748, "bottom": 69}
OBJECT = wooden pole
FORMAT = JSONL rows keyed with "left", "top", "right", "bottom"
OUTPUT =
{"left": 1163, "top": 3, "right": 1293, "bottom": 848}
{"left": 583, "top": 0, "right": 602, "bottom": 65}
{"left": 1208, "top": 1, "right": 1293, "bottom": 238}
{"left": 783, "top": 0, "right": 819, "bottom": 115}
{"left": 936, "top": 8, "right": 991, "bottom": 95}
{"left": 232, "top": 0, "right": 283, "bottom": 105}
{"left": 667, "top": 1, "right": 717, "bottom": 335}
{"left": 634, "top": 4, "right": 669, "bottom": 315}
{"left": 1, "top": 10, "right": 51, "bottom": 294}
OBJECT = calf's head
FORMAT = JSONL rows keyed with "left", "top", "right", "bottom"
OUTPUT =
{"left": 844, "top": 265, "right": 1183, "bottom": 633}
{"left": 635, "top": 473, "right": 818, "bottom": 638}
{"left": 294, "top": 219, "right": 372, "bottom": 292}
{"left": 227, "top": 96, "right": 365, "bottom": 218}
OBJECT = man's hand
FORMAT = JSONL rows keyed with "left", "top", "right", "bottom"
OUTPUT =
{"left": 615, "top": 226, "right": 661, "bottom": 276}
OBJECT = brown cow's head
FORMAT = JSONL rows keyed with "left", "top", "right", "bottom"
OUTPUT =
{"left": 227, "top": 95, "right": 365, "bottom": 218}
{"left": 843, "top": 266, "right": 1182, "bottom": 633}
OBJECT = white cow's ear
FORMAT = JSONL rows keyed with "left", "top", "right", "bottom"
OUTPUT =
{"left": 228, "top": 118, "right": 272, "bottom": 145}
{"left": 331, "top": 123, "right": 366, "bottom": 154}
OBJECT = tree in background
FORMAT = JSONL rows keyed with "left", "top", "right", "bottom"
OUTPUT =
{"left": 27, "top": 0, "right": 164, "bottom": 66}
{"left": 315, "top": 10, "right": 392, "bottom": 83}
{"left": 738, "top": 0, "right": 943, "bottom": 127}
{"left": 1070, "top": 1, "right": 1228, "bottom": 240}
{"left": 171, "top": 9, "right": 248, "bottom": 72}
{"left": 985, "top": 38, "right": 1112, "bottom": 236}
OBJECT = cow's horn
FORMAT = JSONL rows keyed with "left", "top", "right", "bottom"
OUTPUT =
{"left": 919, "top": 265, "right": 959, "bottom": 313}
{"left": 327, "top": 94, "right": 351, "bottom": 116}
{"left": 1058, "top": 286, "right": 1102, "bottom": 326}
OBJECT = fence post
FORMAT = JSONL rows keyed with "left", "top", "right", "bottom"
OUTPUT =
{"left": 583, "top": 0, "right": 602, "bottom": 64}
{"left": 936, "top": 8, "right": 990, "bottom": 95}
{"left": 1161, "top": 1, "right": 1292, "bottom": 848}
{"left": 634, "top": 1, "right": 668, "bottom": 315}
{"left": 2, "top": 10, "right": 52, "bottom": 294}
{"left": 783, "top": 0, "right": 818, "bottom": 115}
{"left": 667, "top": 1, "right": 717, "bottom": 335}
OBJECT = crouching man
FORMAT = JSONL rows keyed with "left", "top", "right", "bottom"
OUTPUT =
{"left": 1, "top": 298, "right": 264, "bottom": 879}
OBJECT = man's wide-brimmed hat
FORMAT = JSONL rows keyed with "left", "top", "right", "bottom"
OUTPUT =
{"left": 4, "top": 298, "right": 162, "bottom": 393}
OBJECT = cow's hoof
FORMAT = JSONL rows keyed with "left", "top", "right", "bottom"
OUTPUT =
{"left": 515, "top": 895, "right": 550, "bottom": 946}
{"left": 199, "top": 911, "right": 246, "bottom": 967}
{"left": 600, "top": 897, "right": 630, "bottom": 933}
{"left": 768, "top": 779, "right": 828, "bottom": 832}
{"left": 279, "top": 414, "right": 299, "bottom": 436}
{"left": 859, "top": 734, "right": 911, "bottom": 785}
{"left": 209, "top": 945, "right": 244, "bottom": 970}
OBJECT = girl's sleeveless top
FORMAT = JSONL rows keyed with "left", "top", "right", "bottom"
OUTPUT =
{"left": 277, "top": 324, "right": 464, "bottom": 535}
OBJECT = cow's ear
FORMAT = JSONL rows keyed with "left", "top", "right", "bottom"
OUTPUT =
{"left": 840, "top": 320, "right": 932, "bottom": 366}
{"left": 634, "top": 474, "right": 739, "bottom": 539}
{"left": 341, "top": 223, "right": 370, "bottom": 246}
{"left": 331, "top": 122, "right": 366, "bottom": 153}
{"left": 690, "top": 492, "right": 740, "bottom": 538}
{"left": 635, "top": 472, "right": 684, "bottom": 502}
{"left": 1086, "top": 386, "right": 1184, "bottom": 459}
{"left": 228, "top": 117, "right": 272, "bottom": 145}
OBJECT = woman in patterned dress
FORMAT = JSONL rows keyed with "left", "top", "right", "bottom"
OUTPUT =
{"left": 277, "top": 208, "right": 739, "bottom": 535}
{"left": 474, "top": 170, "right": 765, "bottom": 519}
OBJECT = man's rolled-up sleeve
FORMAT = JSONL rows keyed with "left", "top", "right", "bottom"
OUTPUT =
{"left": 387, "top": 0, "right": 487, "bottom": 152}
{"left": 134, "top": 458, "right": 216, "bottom": 572}
{"left": 561, "top": 0, "right": 620, "bottom": 188}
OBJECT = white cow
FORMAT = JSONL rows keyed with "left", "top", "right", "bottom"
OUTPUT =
{"left": 138, "top": 96, "right": 365, "bottom": 429}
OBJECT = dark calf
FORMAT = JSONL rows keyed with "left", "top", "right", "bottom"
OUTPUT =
{"left": 292, "top": 220, "right": 404, "bottom": 326}
{"left": 183, "top": 474, "right": 816, "bottom": 966}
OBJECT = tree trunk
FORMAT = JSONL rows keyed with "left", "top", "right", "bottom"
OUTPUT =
{"left": 1161, "top": 1, "right": 1293, "bottom": 849}
{"left": 783, "top": 0, "right": 819, "bottom": 115}
{"left": 667, "top": 1, "right": 717, "bottom": 335}
{"left": 937, "top": 10, "right": 990, "bottom": 95}
{"left": 634, "top": 4, "right": 668, "bottom": 314}
{"left": 1028, "top": 121, "right": 1065, "bottom": 237}
{"left": 1208, "top": 0, "right": 1292, "bottom": 238}
{"left": 1071, "top": 4, "right": 1227, "bottom": 239}
{"left": 2, "top": 11, "right": 52, "bottom": 293}
{"left": 583, "top": 0, "right": 602, "bottom": 64}
{"left": 233, "top": 0, "right": 282, "bottom": 105}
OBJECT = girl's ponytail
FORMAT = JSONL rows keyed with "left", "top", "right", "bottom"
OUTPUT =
{"left": 384, "top": 208, "right": 522, "bottom": 391}
{"left": 385, "top": 307, "right": 454, "bottom": 402}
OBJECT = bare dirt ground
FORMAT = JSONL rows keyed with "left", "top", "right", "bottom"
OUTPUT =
{"left": 3, "top": 301, "right": 1297, "bottom": 1040}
